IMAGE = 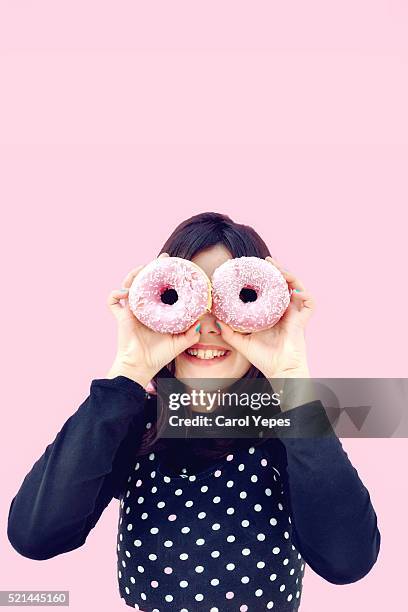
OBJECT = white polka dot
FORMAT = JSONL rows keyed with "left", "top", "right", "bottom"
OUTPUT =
{"left": 270, "top": 517, "right": 277, "bottom": 526}
{"left": 248, "top": 446, "right": 255, "bottom": 454}
{"left": 238, "top": 463, "right": 245, "bottom": 471}
{"left": 149, "top": 453, "right": 155, "bottom": 460}
{"left": 211, "top": 550, "right": 220, "bottom": 558}
{"left": 254, "top": 503, "right": 262, "bottom": 511}
{"left": 270, "top": 573, "right": 277, "bottom": 581}
{"left": 226, "top": 454, "right": 234, "bottom": 461}
{"left": 213, "top": 496, "right": 221, "bottom": 503}
{"left": 130, "top": 576, "right": 135, "bottom": 583}
{"left": 163, "top": 476, "right": 171, "bottom": 483}
{"left": 280, "top": 584, "right": 286, "bottom": 592}
{"left": 211, "top": 578, "right": 219, "bottom": 586}
{"left": 164, "top": 540, "right": 173, "bottom": 547}
{"left": 257, "top": 533, "right": 266, "bottom": 541}
{"left": 226, "top": 480, "right": 234, "bottom": 488}
{"left": 141, "top": 512, "right": 148, "bottom": 519}
{"left": 214, "top": 470, "right": 222, "bottom": 477}
{"left": 212, "top": 523, "right": 221, "bottom": 530}
{"left": 195, "top": 594, "right": 204, "bottom": 601}
{"left": 149, "top": 554, "right": 157, "bottom": 561}
{"left": 175, "top": 489, "right": 183, "bottom": 496}
{"left": 241, "top": 519, "right": 250, "bottom": 527}
{"left": 267, "top": 602, "right": 274, "bottom": 609}
{"left": 150, "top": 527, "right": 159, "bottom": 534}
{"left": 157, "top": 501, "right": 165, "bottom": 508}
{"left": 179, "top": 553, "right": 188, "bottom": 560}
{"left": 265, "top": 488, "right": 272, "bottom": 496}
{"left": 272, "top": 547, "right": 280, "bottom": 554}
{"left": 240, "top": 491, "right": 247, "bottom": 499}
{"left": 195, "top": 565, "right": 204, "bottom": 573}
{"left": 127, "top": 524, "right": 133, "bottom": 531}
{"left": 290, "top": 568, "right": 295, "bottom": 575}
{"left": 296, "top": 590, "right": 300, "bottom": 598}
{"left": 242, "top": 548, "right": 251, "bottom": 556}
{"left": 261, "top": 458, "right": 268, "bottom": 466}
{"left": 283, "top": 558, "right": 289, "bottom": 565}
{"left": 257, "top": 561, "right": 266, "bottom": 569}
{"left": 137, "top": 565, "right": 144, "bottom": 573}
{"left": 125, "top": 587, "right": 130, "bottom": 594}
{"left": 241, "top": 576, "right": 250, "bottom": 584}
{"left": 227, "top": 507, "right": 235, "bottom": 515}
{"left": 284, "top": 531, "right": 289, "bottom": 539}
{"left": 226, "top": 535, "right": 235, "bottom": 543}
{"left": 251, "top": 475, "right": 258, "bottom": 482}
{"left": 255, "top": 589, "right": 263, "bottom": 596}
{"left": 287, "top": 594, "right": 293, "bottom": 601}
{"left": 133, "top": 539, "right": 142, "bottom": 547}
{"left": 164, "top": 594, "right": 173, "bottom": 602}
{"left": 201, "top": 485, "right": 208, "bottom": 493}
{"left": 226, "top": 563, "right": 235, "bottom": 570}
{"left": 189, "top": 474, "right": 196, "bottom": 481}
{"left": 196, "top": 538, "right": 205, "bottom": 545}
{"left": 181, "top": 526, "right": 190, "bottom": 534}
{"left": 179, "top": 580, "right": 188, "bottom": 588}
{"left": 185, "top": 500, "right": 194, "bottom": 507}
{"left": 278, "top": 502, "right": 283, "bottom": 510}
{"left": 198, "top": 511, "right": 206, "bottom": 519}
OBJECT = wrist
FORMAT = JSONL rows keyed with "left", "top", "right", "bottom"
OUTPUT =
{"left": 264, "top": 365, "right": 311, "bottom": 379}
{"left": 105, "top": 360, "right": 155, "bottom": 391}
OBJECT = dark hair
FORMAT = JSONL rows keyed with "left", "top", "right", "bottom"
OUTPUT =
{"left": 136, "top": 212, "right": 274, "bottom": 462}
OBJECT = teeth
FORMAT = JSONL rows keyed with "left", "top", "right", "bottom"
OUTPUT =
{"left": 186, "top": 349, "right": 227, "bottom": 359}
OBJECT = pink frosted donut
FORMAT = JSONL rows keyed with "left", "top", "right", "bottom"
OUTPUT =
{"left": 211, "top": 256, "right": 291, "bottom": 333}
{"left": 128, "top": 256, "right": 212, "bottom": 334}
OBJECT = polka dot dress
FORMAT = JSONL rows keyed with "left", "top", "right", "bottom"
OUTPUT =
{"left": 117, "top": 441, "right": 305, "bottom": 611}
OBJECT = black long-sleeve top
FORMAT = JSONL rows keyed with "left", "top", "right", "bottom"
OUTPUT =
{"left": 7, "top": 375, "right": 381, "bottom": 612}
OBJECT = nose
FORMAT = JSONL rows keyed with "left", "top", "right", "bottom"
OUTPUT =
{"left": 196, "top": 312, "right": 221, "bottom": 335}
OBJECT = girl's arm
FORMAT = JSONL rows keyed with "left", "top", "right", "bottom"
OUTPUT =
{"left": 7, "top": 376, "right": 149, "bottom": 560}
{"left": 267, "top": 399, "right": 381, "bottom": 584}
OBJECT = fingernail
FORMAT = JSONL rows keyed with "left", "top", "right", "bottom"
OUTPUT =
{"left": 215, "top": 321, "right": 222, "bottom": 329}
{"left": 195, "top": 323, "right": 201, "bottom": 332}
{"left": 293, "top": 289, "right": 301, "bottom": 293}
{"left": 120, "top": 288, "right": 129, "bottom": 292}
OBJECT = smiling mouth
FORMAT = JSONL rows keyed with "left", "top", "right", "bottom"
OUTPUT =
{"left": 183, "top": 348, "right": 231, "bottom": 360}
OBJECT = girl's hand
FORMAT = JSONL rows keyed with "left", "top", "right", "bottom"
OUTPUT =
{"left": 106, "top": 253, "right": 201, "bottom": 389}
{"left": 215, "top": 256, "right": 316, "bottom": 378}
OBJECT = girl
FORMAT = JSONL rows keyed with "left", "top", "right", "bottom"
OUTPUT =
{"left": 7, "top": 212, "right": 381, "bottom": 611}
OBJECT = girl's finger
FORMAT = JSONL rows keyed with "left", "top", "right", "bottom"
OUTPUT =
{"left": 289, "top": 289, "right": 316, "bottom": 314}
{"left": 266, "top": 256, "right": 306, "bottom": 292}
{"left": 121, "top": 264, "right": 146, "bottom": 289}
{"left": 107, "top": 288, "right": 130, "bottom": 317}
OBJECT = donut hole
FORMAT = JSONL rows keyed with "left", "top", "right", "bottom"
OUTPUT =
{"left": 160, "top": 287, "right": 178, "bottom": 305}
{"left": 239, "top": 286, "right": 258, "bottom": 303}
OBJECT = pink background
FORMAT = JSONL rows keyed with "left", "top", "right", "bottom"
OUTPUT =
{"left": 1, "top": 2, "right": 407, "bottom": 610}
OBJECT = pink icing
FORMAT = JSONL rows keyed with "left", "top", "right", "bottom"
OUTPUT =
{"left": 211, "top": 256, "right": 290, "bottom": 333}
{"left": 128, "top": 257, "right": 210, "bottom": 334}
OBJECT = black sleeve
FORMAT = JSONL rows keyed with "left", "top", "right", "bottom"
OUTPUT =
{"left": 266, "top": 400, "right": 381, "bottom": 585}
{"left": 7, "top": 376, "right": 149, "bottom": 561}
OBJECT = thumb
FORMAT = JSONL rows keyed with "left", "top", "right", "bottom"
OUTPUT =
{"left": 172, "top": 319, "right": 202, "bottom": 355}
{"left": 214, "top": 319, "right": 249, "bottom": 353}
